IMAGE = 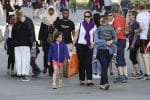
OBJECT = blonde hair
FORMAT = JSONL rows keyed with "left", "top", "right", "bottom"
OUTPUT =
{"left": 139, "top": 1, "right": 146, "bottom": 10}
{"left": 16, "top": 10, "right": 24, "bottom": 22}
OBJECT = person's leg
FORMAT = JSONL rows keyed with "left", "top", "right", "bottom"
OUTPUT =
{"left": 10, "top": 53, "right": 15, "bottom": 74}
{"left": 58, "top": 67, "right": 63, "bottom": 87}
{"left": 140, "top": 40, "right": 150, "bottom": 79}
{"left": 85, "top": 48, "right": 93, "bottom": 84}
{"left": 76, "top": 44, "right": 86, "bottom": 84}
{"left": 7, "top": 55, "right": 11, "bottom": 73}
{"left": 30, "top": 57, "right": 41, "bottom": 76}
{"left": 42, "top": 42, "right": 50, "bottom": 74}
{"left": 92, "top": 62, "right": 98, "bottom": 78}
{"left": 115, "top": 39, "right": 127, "bottom": 83}
{"left": 52, "top": 65, "right": 58, "bottom": 89}
{"left": 97, "top": 49, "right": 110, "bottom": 85}
{"left": 21, "top": 46, "right": 30, "bottom": 81}
{"left": 15, "top": 47, "right": 22, "bottom": 78}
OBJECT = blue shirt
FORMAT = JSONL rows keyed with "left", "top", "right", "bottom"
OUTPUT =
{"left": 48, "top": 42, "right": 70, "bottom": 63}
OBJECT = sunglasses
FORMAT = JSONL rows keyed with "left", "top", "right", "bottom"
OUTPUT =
{"left": 108, "top": 14, "right": 113, "bottom": 17}
{"left": 84, "top": 15, "right": 91, "bottom": 18}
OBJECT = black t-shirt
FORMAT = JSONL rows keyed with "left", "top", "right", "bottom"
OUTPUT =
{"left": 55, "top": 19, "right": 75, "bottom": 44}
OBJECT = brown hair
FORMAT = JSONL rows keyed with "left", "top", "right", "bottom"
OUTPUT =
{"left": 53, "top": 32, "right": 63, "bottom": 42}
{"left": 129, "top": 11, "right": 138, "bottom": 18}
{"left": 139, "top": 1, "right": 146, "bottom": 10}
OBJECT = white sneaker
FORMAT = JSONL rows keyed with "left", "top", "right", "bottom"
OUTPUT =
{"left": 52, "top": 84, "right": 57, "bottom": 89}
{"left": 58, "top": 80, "right": 63, "bottom": 88}
{"left": 92, "top": 74, "right": 97, "bottom": 79}
{"left": 96, "top": 75, "right": 101, "bottom": 79}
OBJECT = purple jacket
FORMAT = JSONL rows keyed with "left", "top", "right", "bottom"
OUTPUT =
{"left": 48, "top": 42, "right": 69, "bottom": 63}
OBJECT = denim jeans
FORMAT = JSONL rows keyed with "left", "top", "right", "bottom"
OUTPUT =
{"left": 97, "top": 49, "right": 112, "bottom": 85}
{"left": 92, "top": 60, "right": 101, "bottom": 75}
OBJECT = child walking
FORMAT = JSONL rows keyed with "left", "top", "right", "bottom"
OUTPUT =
{"left": 48, "top": 32, "right": 70, "bottom": 89}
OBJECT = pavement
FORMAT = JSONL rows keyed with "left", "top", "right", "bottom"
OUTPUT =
{"left": 0, "top": 7, "right": 150, "bottom": 100}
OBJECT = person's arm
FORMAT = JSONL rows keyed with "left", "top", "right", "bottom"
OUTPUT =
{"left": 71, "top": 21, "right": 75, "bottom": 37}
{"left": 48, "top": 44, "right": 53, "bottom": 64}
{"left": 94, "top": 29, "right": 107, "bottom": 46}
{"left": 64, "top": 43, "right": 70, "bottom": 60}
{"left": 38, "top": 23, "right": 45, "bottom": 46}
{"left": 131, "top": 22, "right": 141, "bottom": 48}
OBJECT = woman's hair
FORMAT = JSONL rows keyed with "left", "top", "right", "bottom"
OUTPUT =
{"left": 129, "top": 11, "right": 138, "bottom": 18}
{"left": 93, "top": 13, "right": 100, "bottom": 27}
{"left": 16, "top": 10, "right": 24, "bottom": 22}
{"left": 84, "top": 10, "right": 92, "bottom": 17}
{"left": 139, "top": 1, "right": 146, "bottom": 10}
{"left": 53, "top": 32, "right": 63, "bottom": 42}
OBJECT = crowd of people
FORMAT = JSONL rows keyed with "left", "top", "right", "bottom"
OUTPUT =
{"left": 0, "top": 0, "right": 150, "bottom": 91}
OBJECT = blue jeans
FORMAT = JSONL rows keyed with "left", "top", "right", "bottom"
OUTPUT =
{"left": 97, "top": 49, "right": 112, "bottom": 85}
{"left": 92, "top": 60, "right": 101, "bottom": 75}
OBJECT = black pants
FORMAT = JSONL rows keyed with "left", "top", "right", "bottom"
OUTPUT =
{"left": 7, "top": 38, "right": 15, "bottom": 71}
{"left": 129, "top": 45, "right": 139, "bottom": 65}
{"left": 97, "top": 49, "right": 112, "bottom": 85}
{"left": 30, "top": 57, "right": 41, "bottom": 73}
{"left": 76, "top": 44, "right": 93, "bottom": 81}
{"left": 42, "top": 42, "right": 53, "bottom": 75}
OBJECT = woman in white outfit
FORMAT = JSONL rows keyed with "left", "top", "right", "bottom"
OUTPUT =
{"left": 12, "top": 10, "right": 32, "bottom": 81}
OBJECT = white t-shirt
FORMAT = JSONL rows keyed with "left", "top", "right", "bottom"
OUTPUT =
{"left": 136, "top": 11, "right": 150, "bottom": 39}
{"left": 76, "top": 23, "right": 96, "bottom": 45}
{"left": 8, "top": 25, "right": 13, "bottom": 38}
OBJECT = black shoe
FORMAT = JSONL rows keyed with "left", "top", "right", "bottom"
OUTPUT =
{"left": 32, "top": 71, "right": 41, "bottom": 77}
{"left": 43, "top": 68, "right": 47, "bottom": 74}
{"left": 100, "top": 84, "right": 110, "bottom": 90}
{"left": 86, "top": 82, "right": 94, "bottom": 86}
{"left": 80, "top": 81, "right": 85, "bottom": 85}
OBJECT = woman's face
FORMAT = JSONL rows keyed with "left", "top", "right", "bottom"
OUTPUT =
{"left": 48, "top": 8, "right": 54, "bottom": 15}
{"left": 84, "top": 12, "right": 92, "bottom": 23}
{"left": 107, "top": 13, "right": 113, "bottom": 21}
{"left": 9, "top": 16, "right": 16, "bottom": 24}
{"left": 128, "top": 13, "right": 134, "bottom": 21}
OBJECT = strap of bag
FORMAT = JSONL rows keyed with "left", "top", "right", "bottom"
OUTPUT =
{"left": 73, "top": 23, "right": 81, "bottom": 46}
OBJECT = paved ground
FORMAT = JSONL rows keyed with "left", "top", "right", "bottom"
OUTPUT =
{"left": 0, "top": 7, "right": 150, "bottom": 100}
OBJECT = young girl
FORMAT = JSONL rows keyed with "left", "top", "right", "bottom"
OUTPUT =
{"left": 48, "top": 32, "right": 70, "bottom": 89}
{"left": 4, "top": 15, "right": 16, "bottom": 75}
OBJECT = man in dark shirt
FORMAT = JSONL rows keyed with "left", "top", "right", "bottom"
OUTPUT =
{"left": 54, "top": 8, "right": 75, "bottom": 77}
{"left": 54, "top": 9, "right": 75, "bottom": 45}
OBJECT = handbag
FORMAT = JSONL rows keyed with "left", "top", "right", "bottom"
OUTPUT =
{"left": 31, "top": 42, "right": 37, "bottom": 58}
{"left": 0, "top": 28, "right": 3, "bottom": 42}
{"left": 63, "top": 51, "right": 79, "bottom": 78}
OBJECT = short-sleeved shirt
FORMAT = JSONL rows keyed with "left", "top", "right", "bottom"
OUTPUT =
{"left": 129, "top": 20, "right": 140, "bottom": 45}
{"left": 112, "top": 15, "right": 126, "bottom": 39}
{"left": 55, "top": 19, "right": 75, "bottom": 44}
{"left": 136, "top": 11, "right": 150, "bottom": 40}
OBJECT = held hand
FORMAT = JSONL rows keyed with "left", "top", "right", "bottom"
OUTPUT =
{"left": 89, "top": 43, "right": 94, "bottom": 49}
{"left": 4, "top": 45, "right": 7, "bottom": 50}
{"left": 130, "top": 44, "right": 134, "bottom": 49}
{"left": 68, "top": 59, "right": 70, "bottom": 62}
